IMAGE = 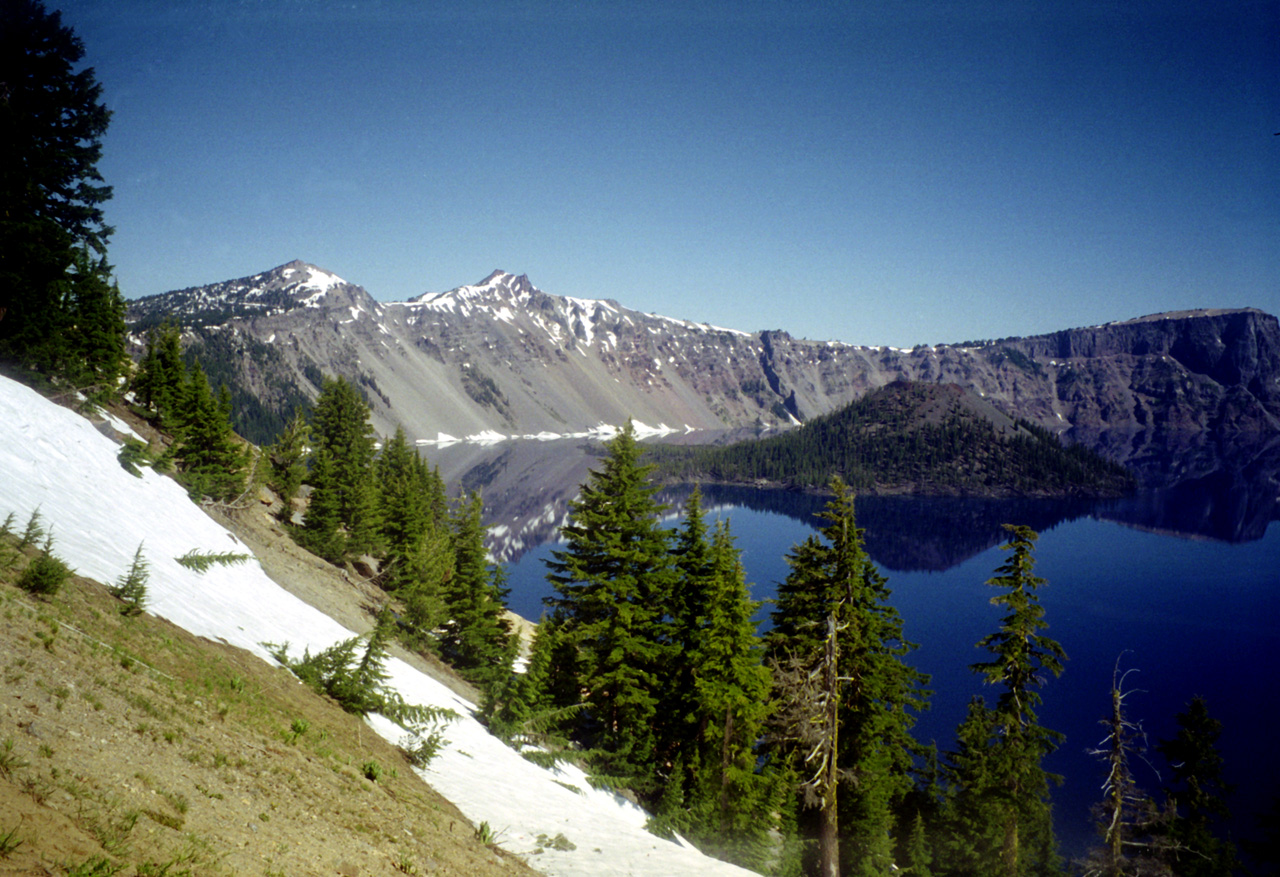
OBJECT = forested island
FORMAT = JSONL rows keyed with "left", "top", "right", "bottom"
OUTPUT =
{"left": 650, "top": 381, "right": 1136, "bottom": 497}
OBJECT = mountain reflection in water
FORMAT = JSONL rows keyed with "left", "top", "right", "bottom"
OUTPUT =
{"left": 419, "top": 428, "right": 1280, "bottom": 569}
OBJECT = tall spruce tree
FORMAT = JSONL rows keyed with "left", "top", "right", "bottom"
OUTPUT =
{"left": 542, "top": 420, "right": 676, "bottom": 798}
{"left": 1156, "top": 697, "right": 1239, "bottom": 877}
{"left": 266, "top": 409, "right": 311, "bottom": 515}
{"left": 302, "top": 376, "right": 379, "bottom": 561}
{"left": 132, "top": 321, "right": 186, "bottom": 427}
{"left": 1, "top": 0, "right": 119, "bottom": 388}
{"left": 439, "top": 491, "right": 514, "bottom": 693}
{"left": 943, "top": 524, "right": 1065, "bottom": 877}
{"left": 173, "top": 361, "right": 246, "bottom": 501}
{"left": 767, "top": 476, "right": 930, "bottom": 877}
{"left": 690, "top": 518, "right": 775, "bottom": 868}
{"left": 655, "top": 495, "right": 775, "bottom": 867}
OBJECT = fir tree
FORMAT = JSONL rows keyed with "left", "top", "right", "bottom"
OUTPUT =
{"left": 266, "top": 409, "right": 311, "bottom": 515}
{"left": 944, "top": 524, "right": 1066, "bottom": 877}
{"left": 173, "top": 361, "right": 247, "bottom": 501}
{"left": 767, "top": 476, "right": 930, "bottom": 877}
{"left": 439, "top": 491, "right": 514, "bottom": 692}
{"left": 1157, "top": 697, "right": 1239, "bottom": 877}
{"left": 111, "top": 541, "right": 149, "bottom": 616}
{"left": 302, "top": 376, "right": 380, "bottom": 561}
{"left": 132, "top": 321, "right": 186, "bottom": 427}
{"left": 0, "top": 0, "right": 116, "bottom": 387}
{"left": 64, "top": 246, "right": 128, "bottom": 400}
{"left": 542, "top": 420, "right": 677, "bottom": 797}
{"left": 685, "top": 518, "right": 775, "bottom": 867}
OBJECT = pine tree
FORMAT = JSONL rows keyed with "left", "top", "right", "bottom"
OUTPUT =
{"left": 439, "top": 491, "right": 513, "bottom": 692}
{"left": 767, "top": 476, "right": 930, "bottom": 877}
{"left": 944, "top": 524, "right": 1066, "bottom": 877}
{"left": 659, "top": 487, "right": 718, "bottom": 816}
{"left": 373, "top": 428, "right": 452, "bottom": 640}
{"left": 132, "top": 321, "right": 186, "bottom": 427}
{"left": 173, "top": 361, "right": 247, "bottom": 501}
{"left": 1157, "top": 697, "right": 1239, "bottom": 877}
{"left": 266, "top": 409, "right": 311, "bottom": 515}
{"left": 542, "top": 420, "right": 677, "bottom": 797}
{"left": 303, "top": 376, "right": 380, "bottom": 561}
{"left": 64, "top": 246, "right": 127, "bottom": 399}
{"left": 0, "top": 0, "right": 115, "bottom": 386}
{"left": 111, "top": 541, "right": 149, "bottom": 616}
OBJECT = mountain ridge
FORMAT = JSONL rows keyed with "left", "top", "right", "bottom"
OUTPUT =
{"left": 125, "top": 262, "right": 1280, "bottom": 458}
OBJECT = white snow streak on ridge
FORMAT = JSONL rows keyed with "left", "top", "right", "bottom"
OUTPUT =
{"left": 0, "top": 377, "right": 751, "bottom": 877}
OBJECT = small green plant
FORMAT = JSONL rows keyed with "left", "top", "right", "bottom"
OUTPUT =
{"left": 174, "top": 549, "right": 249, "bottom": 573}
{"left": 0, "top": 738, "right": 29, "bottom": 777}
{"left": 116, "top": 438, "right": 151, "bottom": 477}
{"left": 110, "top": 542, "right": 149, "bottom": 616}
{"left": 0, "top": 821, "right": 23, "bottom": 858}
{"left": 394, "top": 853, "right": 420, "bottom": 874}
{"left": 140, "top": 807, "right": 183, "bottom": 831}
{"left": 475, "top": 821, "right": 495, "bottom": 844}
{"left": 18, "top": 547, "right": 73, "bottom": 597}
{"left": 361, "top": 759, "right": 382, "bottom": 782}
{"left": 536, "top": 832, "right": 577, "bottom": 851}
{"left": 63, "top": 856, "right": 124, "bottom": 877}
{"left": 286, "top": 717, "right": 309, "bottom": 744}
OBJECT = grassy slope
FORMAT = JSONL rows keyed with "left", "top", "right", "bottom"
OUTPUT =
{"left": 0, "top": 534, "right": 540, "bottom": 877}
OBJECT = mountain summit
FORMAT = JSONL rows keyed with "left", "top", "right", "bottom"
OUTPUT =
{"left": 126, "top": 264, "right": 1280, "bottom": 456}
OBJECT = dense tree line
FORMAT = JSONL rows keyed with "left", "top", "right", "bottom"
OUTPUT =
{"left": 130, "top": 322, "right": 249, "bottom": 502}
{"left": 480, "top": 424, "right": 1238, "bottom": 876}
{"left": 274, "top": 375, "right": 515, "bottom": 694}
{"left": 650, "top": 382, "right": 1135, "bottom": 497}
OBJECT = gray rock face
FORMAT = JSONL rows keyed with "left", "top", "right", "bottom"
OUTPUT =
{"left": 127, "top": 262, "right": 1280, "bottom": 451}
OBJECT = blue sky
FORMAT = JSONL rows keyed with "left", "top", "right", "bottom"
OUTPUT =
{"left": 60, "top": 0, "right": 1279, "bottom": 347}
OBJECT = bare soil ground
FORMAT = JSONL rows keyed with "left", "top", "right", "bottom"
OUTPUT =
{"left": 0, "top": 529, "right": 541, "bottom": 877}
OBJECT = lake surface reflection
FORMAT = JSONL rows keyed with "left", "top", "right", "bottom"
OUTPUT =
{"left": 419, "top": 434, "right": 1280, "bottom": 861}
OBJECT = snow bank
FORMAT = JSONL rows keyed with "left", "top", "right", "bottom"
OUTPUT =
{"left": 0, "top": 377, "right": 754, "bottom": 877}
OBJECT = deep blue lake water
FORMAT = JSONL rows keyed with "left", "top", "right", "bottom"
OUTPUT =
{"left": 496, "top": 486, "right": 1280, "bottom": 861}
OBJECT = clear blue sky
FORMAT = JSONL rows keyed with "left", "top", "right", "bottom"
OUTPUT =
{"left": 59, "top": 0, "right": 1279, "bottom": 347}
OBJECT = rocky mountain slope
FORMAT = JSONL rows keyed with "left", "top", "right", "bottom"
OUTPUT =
{"left": 127, "top": 262, "right": 1280, "bottom": 449}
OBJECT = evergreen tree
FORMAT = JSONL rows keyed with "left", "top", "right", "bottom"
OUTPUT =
{"left": 64, "top": 246, "right": 127, "bottom": 399}
{"left": 439, "top": 491, "right": 514, "bottom": 693}
{"left": 173, "top": 361, "right": 247, "bottom": 501}
{"left": 767, "top": 476, "right": 930, "bottom": 877}
{"left": 659, "top": 487, "right": 718, "bottom": 815}
{"left": 303, "top": 376, "right": 379, "bottom": 561}
{"left": 542, "top": 420, "right": 677, "bottom": 797}
{"left": 376, "top": 425, "right": 430, "bottom": 581}
{"left": 266, "top": 409, "right": 311, "bottom": 515}
{"left": 374, "top": 427, "right": 452, "bottom": 640}
{"left": 659, "top": 509, "right": 775, "bottom": 868}
{"left": 944, "top": 524, "right": 1066, "bottom": 877}
{"left": 1156, "top": 697, "right": 1239, "bottom": 877}
{"left": 111, "top": 541, "right": 149, "bottom": 616}
{"left": 132, "top": 321, "right": 186, "bottom": 427}
{"left": 1, "top": 0, "right": 116, "bottom": 386}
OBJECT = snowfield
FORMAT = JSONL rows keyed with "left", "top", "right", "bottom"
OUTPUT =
{"left": 0, "top": 376, "right": 756, "bottom": 877}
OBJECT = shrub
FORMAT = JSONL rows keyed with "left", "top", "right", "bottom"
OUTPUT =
{"left": 19, "top": 551, "right": 72, "bottom": 597}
